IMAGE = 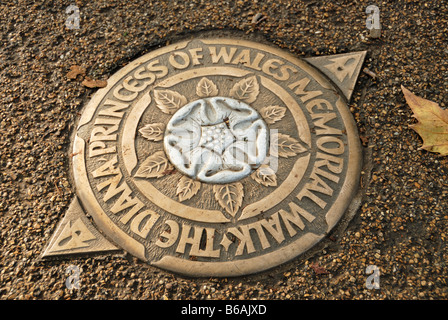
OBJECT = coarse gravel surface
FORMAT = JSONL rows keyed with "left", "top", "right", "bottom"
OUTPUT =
{"left": 0, "top": 0, "right": 447, "bottom": 301}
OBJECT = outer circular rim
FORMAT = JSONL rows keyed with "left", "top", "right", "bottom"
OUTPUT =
{"left": 71, "top": 37, "right": 362, "bottom": 277}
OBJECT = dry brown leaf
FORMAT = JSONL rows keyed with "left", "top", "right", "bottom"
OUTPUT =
{"left": 66, "top": 65, "right": 86, "bottom": 79}
{"left": 251, "top": 13, "right": 267, "bottom": 24}
{"left": 82, "top": 77, "right": 107, "bottom": 88}
{"left": 402, "top": 85, "right": 448, "bottom": 156}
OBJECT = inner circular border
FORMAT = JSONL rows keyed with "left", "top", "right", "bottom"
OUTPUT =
{"left": 123, "top": 67, "right": 312, "bottom": 223}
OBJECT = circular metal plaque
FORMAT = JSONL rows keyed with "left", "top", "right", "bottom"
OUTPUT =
{"left": 72, "top": 38, "right": 362, "bottom": 277}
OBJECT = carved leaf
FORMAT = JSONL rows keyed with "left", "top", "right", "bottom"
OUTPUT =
{"left": 251, "top": 165, "right": 277, "bottom": 187}
{"left": 139, "top": 123, "right": 165, "bottom": 141}
{"left": 229, "top": 75, "right": 259, "bottom": 103}
{"left": 135, "top": 151, "right": 173, "bottom": 178}
{"left": 154, "top": 89, "right": 187, "bottom": 114}
{"left": 176, "top": 176, "right": 201, "bottom": 202}
{"left": 213, "top": 183, "right": 244, "bottom": 217}
{"left": 260, "top": 105, "right": 286, "bottom": 124}
{"left": 271, "top": 133, "right": 307, "bottom": 158}
{"left": 196, "top": 77, "right": 218, "bottom": 97}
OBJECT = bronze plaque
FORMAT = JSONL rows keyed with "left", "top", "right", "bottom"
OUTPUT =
{"left": 70, "top": 38, "right": 363, "bottom": 276}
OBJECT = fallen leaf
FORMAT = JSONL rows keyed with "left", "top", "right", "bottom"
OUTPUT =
{"left": 135, "top": 151, "right": 173, "bottom": 178}
{"left": 66, "top": 65, "right": 86, "bottom": 79}
{"left": 402, "top": 85, "right": 448, "bottom": 156}
{"left": 82, "top": 77, "right": 107, "bottom": 88}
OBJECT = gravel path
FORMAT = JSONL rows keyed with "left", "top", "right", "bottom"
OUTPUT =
{"left": 0, "top": 0, "right": 447, "bottom": 300}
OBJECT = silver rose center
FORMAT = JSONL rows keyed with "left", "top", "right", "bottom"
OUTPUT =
{"left": 164, "top": 97, "right": 269, "bottom": 184}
